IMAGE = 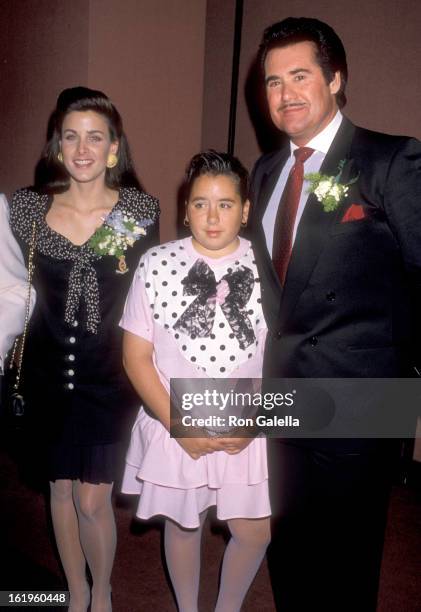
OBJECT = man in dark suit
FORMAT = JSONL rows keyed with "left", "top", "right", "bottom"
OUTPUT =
{"left": 249, "top": 17, "right": 421, "bottom": 612}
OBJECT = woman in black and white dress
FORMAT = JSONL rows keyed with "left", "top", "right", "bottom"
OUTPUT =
{"left": 10, "top": 87, "right": 159, "bottom": 612}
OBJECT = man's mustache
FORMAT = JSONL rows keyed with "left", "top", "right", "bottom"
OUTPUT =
{"left": 278, "top": 102, "right": 306, "bottom": 111}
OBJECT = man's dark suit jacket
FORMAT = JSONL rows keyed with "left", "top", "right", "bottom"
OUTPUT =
{"left": 249, "top": 116, "right": 421, "bottom": 451}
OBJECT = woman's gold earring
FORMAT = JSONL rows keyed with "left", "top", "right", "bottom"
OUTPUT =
{"left": 183, "top": 218, "right": 190, "bottom": 227}
{"left": 57, "top": 152, "right": 63, "bottom": 163}
{"left": 106, "top": 153, "right": 118, "bottom": 168}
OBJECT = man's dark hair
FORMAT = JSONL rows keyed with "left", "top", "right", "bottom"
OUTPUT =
{"left": 184, "top": 150, "right": 249, "bottom": 202}
{"left": 35, "top": 86, "right": 141, "bottom": 194}
{"left": 259, "top": 17, "right": 348, "bottom": 108}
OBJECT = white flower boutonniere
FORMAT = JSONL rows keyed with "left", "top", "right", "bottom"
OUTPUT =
{"left": 89, "top": 209, "right": 152, "bottom": 274}
{"left": 305, "top": 159, "right": 359, "bottom": 212}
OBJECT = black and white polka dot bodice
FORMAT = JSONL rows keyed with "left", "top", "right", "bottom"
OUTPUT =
{"left": 138, "top": 237, "right": 266, "bottom": 378}
{"left": 10, "top": 187, "right": 159, "bottom": 334}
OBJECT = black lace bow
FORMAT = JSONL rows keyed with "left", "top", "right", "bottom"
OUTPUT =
{"left": 173, "top": 259, "right": 255, "bottom": 350}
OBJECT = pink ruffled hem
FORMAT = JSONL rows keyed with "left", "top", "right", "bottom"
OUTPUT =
{"left": 121, "top": 408, "right": 271, "bottom": 528}
{"left": 122, "top": 468, "right": 270, "bottom": 528}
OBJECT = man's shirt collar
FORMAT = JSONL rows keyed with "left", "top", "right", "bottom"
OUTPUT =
{"left": 290, "top": 110, "right": 343, "bottom": 155}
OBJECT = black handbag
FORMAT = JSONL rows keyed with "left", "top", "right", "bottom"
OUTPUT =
{"left": 3, "top": 220, "right": 36, "bottom": 421}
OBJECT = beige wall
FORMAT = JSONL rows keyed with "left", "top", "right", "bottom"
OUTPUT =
{"left": 0, "top": 1, "right": 89, "bottom": 195}
{"left": 0, "top": 0, "right": 207, "bottom": 242}
{"left": 88, "top": 0, "right": 207, "bottom": 241}
{"left": 201, "top": 0, "right": 236, "bottom": 152}
{"left": 2, "top": 0, "right": 421, "bottom": 236}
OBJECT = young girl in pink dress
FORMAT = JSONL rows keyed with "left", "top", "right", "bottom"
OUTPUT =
{"left": 120, "top": 151, "right": 270, "bottom": 611}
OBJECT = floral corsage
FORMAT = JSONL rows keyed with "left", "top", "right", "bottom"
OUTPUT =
{"left": 305, "top": 159, "right": 358, "bottom": 212}
{"left": 89, "top": 209, "right": 152, "bottom": 273}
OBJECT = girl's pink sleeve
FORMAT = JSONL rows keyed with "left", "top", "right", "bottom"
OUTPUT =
{"left": 119, "top": 267, "right": 153, "bottom": 342}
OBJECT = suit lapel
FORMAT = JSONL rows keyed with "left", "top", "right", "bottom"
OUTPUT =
{"left": 256, "top": 148, "right": 290, "bottom": 221}
{"left": 279, "top": 118, "right": 356, "bottom": 330}
{"left": 251, "top": 148, "right": 290, "bottom": 330}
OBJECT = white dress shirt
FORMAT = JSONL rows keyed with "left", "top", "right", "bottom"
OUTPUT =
{"left": 0, "top": 193, "right": 35, "bottom": 373}
{"left": 263, "top": 111, "right": 343, "bottom": 254}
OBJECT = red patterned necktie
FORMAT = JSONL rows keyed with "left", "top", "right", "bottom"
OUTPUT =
{"left": 272, "top": 147, "right": 314, "bottom": 283}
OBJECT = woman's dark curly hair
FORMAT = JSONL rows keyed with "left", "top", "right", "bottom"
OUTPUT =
{"left": 35, "top": 86, "right": 141, "bottom": 194}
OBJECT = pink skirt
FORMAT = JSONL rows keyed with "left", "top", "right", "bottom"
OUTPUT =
{"left": 121, "top": 408, "right": 271, "bottom": 528}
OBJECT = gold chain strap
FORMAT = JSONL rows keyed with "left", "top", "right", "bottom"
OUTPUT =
{"left": 8, "top": 220, "right": 37, "bottom": 390}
